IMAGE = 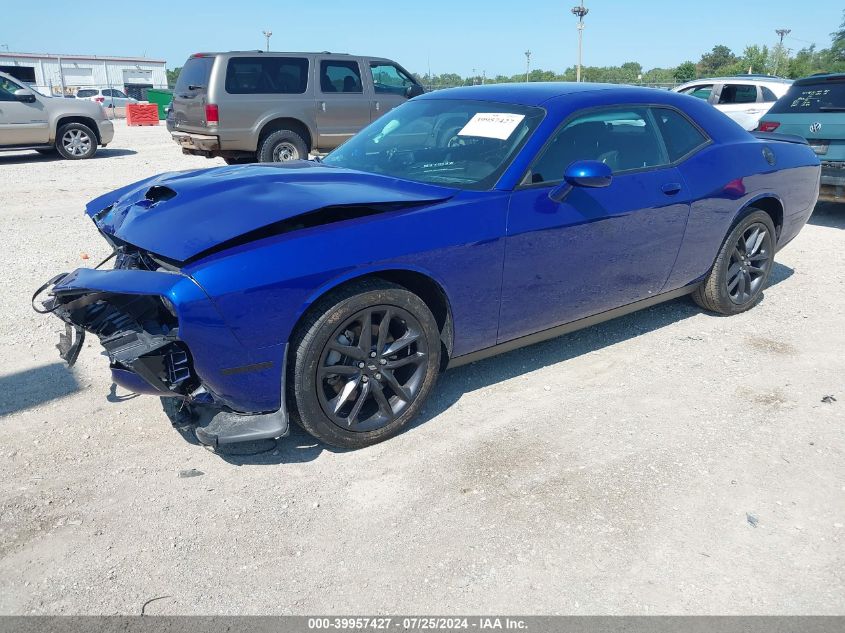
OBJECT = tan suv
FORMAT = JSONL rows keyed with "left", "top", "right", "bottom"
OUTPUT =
{"left": 0, "top": 71, "right": 114, "bottom": 160}
{"left": 167, "top": 51, "right": 424, "bottom": 164}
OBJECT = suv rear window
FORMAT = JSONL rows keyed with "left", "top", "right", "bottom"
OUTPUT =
{"left": 175, "top": 56, "right": 214, "bottom": 93}
{"left": 225, "top": 57, "right": 309, "bottom": 94}
{"left": 77, "top": 89, "right": 98, "bottom": 97}
{"left": 768, "top": 81, "right": 845, "bottom": 114}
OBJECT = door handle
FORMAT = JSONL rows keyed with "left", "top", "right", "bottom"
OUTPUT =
{"left": 661, "top": 182, "right": 682, "bottom": 196}
{"left": 320, "top": 101, "right": 326, "bottom": 112}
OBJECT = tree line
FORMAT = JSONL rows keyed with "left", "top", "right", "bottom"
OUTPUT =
{"left": 418, "top": 11, "right": 845, "bottom": 88}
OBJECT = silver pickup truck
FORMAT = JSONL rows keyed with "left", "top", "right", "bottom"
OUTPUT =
{"left": 167, "top": 51, "right": 424, "bottom": 164}
{"left": 0, "top": 71, "right": 114, "bottom": 160}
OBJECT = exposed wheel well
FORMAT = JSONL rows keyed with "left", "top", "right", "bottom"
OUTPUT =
{"left": 56, "top": 116, "right": 101, "bottom": 144}
{"left": 750, "top": 196, "right": 784, "bottom": 240}
{"left": 298, "top": 271, "right": 454, "bottom": 367}
{"left": 258, "top": 118, "right": 312, "bottom": 152}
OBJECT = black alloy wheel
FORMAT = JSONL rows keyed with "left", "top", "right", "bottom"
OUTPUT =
{"left": 693, "top": 208, "right": 776, "bottom": 315}
{"left": 289, "top": 279, "right": 441, "bottom": 449}
{"left": 317, "top": 306, "right": 428, "bottom": 432}
{"left": 726, "top": 223, "right": 772, "bottom": 304}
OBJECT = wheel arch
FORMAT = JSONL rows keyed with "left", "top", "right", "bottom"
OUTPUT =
{"left": 256, "top": 117, "right": 313, "bottom": 152}
{"left": 55, "top": 115, "right": 102, "bottom": 144}
{"left": 293, "top": 266, "right": 455, "bottom": 367}
{"left": 740, "top": 194, "right": 784, "bottom": 241}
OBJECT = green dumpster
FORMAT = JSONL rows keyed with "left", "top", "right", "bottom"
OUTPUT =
{"left": 145, "top": 88, "right": 173, "bottom": 120}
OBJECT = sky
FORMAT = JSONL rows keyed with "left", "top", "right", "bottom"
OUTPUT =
{"left": 1, "top": 0, "right": 841, "bottom": 77}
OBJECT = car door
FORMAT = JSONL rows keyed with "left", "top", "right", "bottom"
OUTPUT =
{"left": 315, "top": 57, "right": 372, "bottom": 150}
{"left": 714, "top": 83, "right": 766, "bottom": 130}
{"left": 108, "top": 88, "right": 133, "bottom": 107}
{"left": 0, "top": 76, "right": 49, "bottom": 145}
{"left": 498, "top": 106, "right": 692, "bottom": 343}
{"left": 367, "top": 60, "right": 416, "bottom": 121}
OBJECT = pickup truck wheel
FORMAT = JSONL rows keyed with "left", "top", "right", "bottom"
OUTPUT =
{"left": 258, "top": 129, "right": 308, "bottom": 162}
{"left": 55, "top": 122, "right": 97, "bottom": 160}
{"left": 288, "top": 280, "right": 441, "bottom": 449}
{"left": 693, "top": 209, "right": 776, "bottom": 315}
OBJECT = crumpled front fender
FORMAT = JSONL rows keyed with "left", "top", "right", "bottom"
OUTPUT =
{"left": 45, "top": 267, "right": 286, "bottom": 413}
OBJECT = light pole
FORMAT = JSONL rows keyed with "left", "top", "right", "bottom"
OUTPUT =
{"left": 773, "top": 28, "right": 791, "bottom": 76}
{"left": 571, "top": 1, "right": 589, "bottom": 82}
{"left": 524, "top": 50, "right": 531, "bottom": 82}
{"left": 262, "top": 30, "right": 273, "bottom": 52}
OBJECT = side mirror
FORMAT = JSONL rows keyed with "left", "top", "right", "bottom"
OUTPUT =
{"left": 14, "top": 89, "right": 36, "bottom": 103}
{"left": 549, "top": 160, "right": 613, "bottom": 202}
{"left": 405, "top": 84, "right": 425, "bottom": 99}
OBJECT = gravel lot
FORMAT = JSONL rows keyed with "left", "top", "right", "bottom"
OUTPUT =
{"left": 0, "top": 121, "right": 843, "bottom": 615}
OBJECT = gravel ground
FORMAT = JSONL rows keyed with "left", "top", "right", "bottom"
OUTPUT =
{"left": 0, "top": 122, "right": 843, "bottom": 615}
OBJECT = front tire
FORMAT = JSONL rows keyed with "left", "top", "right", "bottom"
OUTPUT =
{"left": 257, "top": 129, "right": 308, "bottom": 162}
{"left": 55, "top": 122, "right": 97, "bottom": 160}
{"left": 693, "top": 209, "right": 776, "bottom": 315}
{"left": 288, "top": 280, "right": 441, "bottom": 449}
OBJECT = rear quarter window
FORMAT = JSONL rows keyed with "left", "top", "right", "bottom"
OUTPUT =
{"left": 768, "top": 81, "right": 845, "bottom": 114}
{"left": 174, "top": 57, "right": 214, "bottom": 93}
{"left": 225, "top": 57, "right": 309, "bottom": 94}
{"left": 652, "top": 108, "right": 709, "bottom": 162}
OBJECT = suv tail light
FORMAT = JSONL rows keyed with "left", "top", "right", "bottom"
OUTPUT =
{"left": 205, "top": 104, "right": 219, "bottom": 125}
{"left": 757, "top": 121, "right": 780, "bottom": 132}
{"left": 94, "top": 96, "right": 105, "bottom": 103}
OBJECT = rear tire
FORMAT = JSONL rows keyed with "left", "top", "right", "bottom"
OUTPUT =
{"left": 693, "top": 209, "right": 776, "bottom": 315}
{"left": 257, "top": 129, "right": 308, "bottom": 162}
{"left": 55, "top": 122, "right": 97, "bottom": 160}
{"left": 288, "top": 280, "right": 441, "bottom": 449}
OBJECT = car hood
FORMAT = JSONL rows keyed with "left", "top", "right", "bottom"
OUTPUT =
{"left": 85, "top": 162, "right": 456, "bottom": 262}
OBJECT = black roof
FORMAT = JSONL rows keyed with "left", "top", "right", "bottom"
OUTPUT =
{"left": 795, "top": 73, "right": 845, "bottom": 85}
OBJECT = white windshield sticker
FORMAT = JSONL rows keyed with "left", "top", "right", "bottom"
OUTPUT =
{"left": 458, "top": 113, "right": 526, "bottom": 140}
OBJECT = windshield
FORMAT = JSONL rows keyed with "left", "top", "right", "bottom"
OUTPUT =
{"left": 768, "top": 81, "right": 845, "bottom": 114}
{"left": 322, "top": 99, "right": 545, "bottom": 189}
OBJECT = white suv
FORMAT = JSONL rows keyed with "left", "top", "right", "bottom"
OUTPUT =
{"left": 76, "top": 88, "right": 137, "bottom": 108}
{"left": 673, "top": 76, "right": 792, "bottom": 131}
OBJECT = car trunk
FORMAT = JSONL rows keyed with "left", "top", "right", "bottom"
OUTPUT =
{"left": 169, "top": 55, "right": 216, "bottom": 133}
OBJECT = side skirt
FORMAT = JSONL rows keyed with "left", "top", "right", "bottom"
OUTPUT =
{"left": 447, "top": 284, "right": 699, "bottom": 369}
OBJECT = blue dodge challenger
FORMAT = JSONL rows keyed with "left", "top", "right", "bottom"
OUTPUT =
{"left": 37, "top": 83, "right": 821, "bottom": 449}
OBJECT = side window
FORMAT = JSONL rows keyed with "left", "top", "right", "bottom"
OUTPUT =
{"left": 320, "top": 60, "right": 363, "bottom": 94}
{"left": 761, "top": 86, "right": 778, "bottom": 102}
{"left": 652, "top": 107, "right": 709, "bottom": 162}
{"left": 76, "top": 89, "right": 97, "bottom": 98}
{"left": 680, "top": 84, "right": 713, "bottom": 100}
{"left": 112, "top": 89, "right": 128, "bottom": 98}
{"left": 529, "top": 107, "right": 667, "bottom": 183}
{"left": 718, "top": 84, "right": 757, "bottom": 104}
{"left": 370, "top": 63, "right": 415, "bottom": 95}
{"left": 0, "top": 76, "right": 22, "bottom": 101}
{"left": 225, "top": 57, "right": 309, "bottom": 94}
{"left": 102, "top": 89, "right": 115, "bottom": 97}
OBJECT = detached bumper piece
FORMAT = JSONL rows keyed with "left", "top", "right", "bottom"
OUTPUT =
{"left": 194, "top": 408, "right": 288, "bottom": 447}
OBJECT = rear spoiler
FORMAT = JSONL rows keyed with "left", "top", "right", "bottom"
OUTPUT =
{"left": 751, "top": 131, "right": 809, "bottom": 145}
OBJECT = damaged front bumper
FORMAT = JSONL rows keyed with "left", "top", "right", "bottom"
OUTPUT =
{"left": 35, "top": 266, "right": 288, "bottom": 446}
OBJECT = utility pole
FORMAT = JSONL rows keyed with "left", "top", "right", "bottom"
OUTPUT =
{"left": 774, "top": 28, "right": 791, "bottom": 76}
{"left": 262, "top": 30, "right": 273, "bottom": 52}
{"left": 524, "top": 50, "right": 531, "bottom": 82}
{"left": 571, "top": 1, "right": 589, "bottom": 82}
